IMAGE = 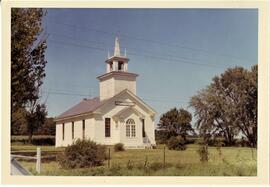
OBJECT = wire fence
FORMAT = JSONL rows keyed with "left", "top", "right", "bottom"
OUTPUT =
{"left": 106, "top": 146, "right": 168, "bottom": 168}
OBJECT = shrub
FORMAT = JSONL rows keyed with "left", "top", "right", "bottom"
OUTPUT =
{"left": 195, "top": 137, "right": 227, "bottom": 147}
{"left": 32, "top": 137, "right": 55, "bottom": 145}
{"left": 11, "top": 135, "right": 55, "bottom": 145}
{"left": 185, "top": 137, "right": 196, "bottom": 144}
{"left": 235, "top": 138, "right": 249, "bottom": 147}
{"left": 58, "top": 139, "right": 106, "bottom": 169}
{"left": 166, "top": 136, "right": 186, "bottom": 150}
{"left": 207, "top": 138, "right": 224, "bottom": 146}
{"left": 155, "top": 130, "right": 177, "bottom": 144}
{"left": 114, "top": 143, "right": 125, "bottom": 152}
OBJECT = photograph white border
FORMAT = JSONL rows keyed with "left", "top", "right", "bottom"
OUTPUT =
{"left": 1, "top": 0, "right": 269, "bottom": 185}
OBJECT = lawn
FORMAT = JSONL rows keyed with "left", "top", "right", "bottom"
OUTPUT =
{"left": 12, "top": 144, "right": 257, "bottom": 176}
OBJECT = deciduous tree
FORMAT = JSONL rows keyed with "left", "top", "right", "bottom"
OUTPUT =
{"left": 158, "top": 108, "right": 194, "bottom": 140}
{"left": 11, "top": 8, "right": 47, "bottom": 137}
{"left": 190, "top": 65, "right": 257, "bottom": 147}
{"left": 25, "top": 101, "right": 47, "bottom": 143}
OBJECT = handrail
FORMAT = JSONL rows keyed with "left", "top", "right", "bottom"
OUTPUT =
{"left": 11, "top": 154, "right": 37, "bottom": 160}
{"left": 10, "top": 147, "right": 41, "bottom": 174}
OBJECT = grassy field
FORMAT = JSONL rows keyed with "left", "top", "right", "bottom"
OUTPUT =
{"left": 12, "top": 144, "right": 257, "bottom": 176}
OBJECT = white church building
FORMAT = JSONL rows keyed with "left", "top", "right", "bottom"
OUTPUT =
{"left": 54, "top": 37, "right": 157, "bottom": 148}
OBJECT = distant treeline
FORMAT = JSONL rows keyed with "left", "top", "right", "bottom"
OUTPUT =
{"left": 11, "top": 117, "right": 55, "bottom": 136}
{"left": 157, "top": 65, "right": 257, "bottom": 148}
{"left": 155, "top": 130, "right": 250, "bottom": 147}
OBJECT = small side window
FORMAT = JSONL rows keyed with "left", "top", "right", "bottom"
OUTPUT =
{"left": 72, "top": 122, "right": 74, "bottom": 139}
{"left": 62, "top": 123, "right": 65, "bottom": 140}
{"left": 105, "top": 118, "right": 111, "bottom": 137}
{"left": 82, "top": 120, "right": 85, "bottom": 139}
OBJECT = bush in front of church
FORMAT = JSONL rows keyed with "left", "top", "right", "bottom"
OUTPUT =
{"left": 58, "top": 139, "right": 106, "bottom": 169}
{"left": 114, "top": 143, "right": 125, "bottom": 152}
{"left": 166, "top": 136, "right": 186, "bottom": 151}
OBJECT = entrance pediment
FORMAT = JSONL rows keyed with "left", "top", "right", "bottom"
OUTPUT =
{"left": 112, "top": 106, "right": 145, "bottom": 122}
{"left": 94, "top": 89, "right": 156, "bottom": 118}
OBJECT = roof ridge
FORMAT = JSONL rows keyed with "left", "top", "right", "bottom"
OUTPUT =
{"left": 82, "top": 97, "right": 99, "bottom": 101}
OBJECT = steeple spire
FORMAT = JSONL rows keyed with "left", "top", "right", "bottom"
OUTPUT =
{"left": 114, "top": 37, "right": 121, "bottom": 56}
{"left": 105, "top": 37, "right": 130, "bottom": 74}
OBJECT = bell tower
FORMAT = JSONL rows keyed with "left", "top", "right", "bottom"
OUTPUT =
{"left": 105, "top": 37, "right": 129, "bottom": 73}
{"left": 97, "top": 37, "right": 138, "bottom": 101}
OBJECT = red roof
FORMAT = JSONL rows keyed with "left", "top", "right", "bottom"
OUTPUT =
{"left": 55, "top": 89, "right": 157, "bottom": 121}
{"left": 55, "top": 97, "right": 104, "bottom": 120}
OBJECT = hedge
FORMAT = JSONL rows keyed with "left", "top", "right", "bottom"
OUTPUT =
{"left": 11, "top": 135, "right": 55, "bottom": 145}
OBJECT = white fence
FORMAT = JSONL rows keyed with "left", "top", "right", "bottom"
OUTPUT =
{"left": 11, "top": 147, "right": 41, "bottom": 174}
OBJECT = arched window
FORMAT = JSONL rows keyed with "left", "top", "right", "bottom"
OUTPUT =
{"left": 126, "top": 118, "right": 135, "bottom": 125}
{"left": 126, "top": 118, "right": 136, "bottom": 137}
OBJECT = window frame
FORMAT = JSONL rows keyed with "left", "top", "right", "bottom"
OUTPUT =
{"left": 142, "top": 119, "right": 146, "bottom": 138}
{"left": 126, "top": 125, "right": 131, "bottom": 137}
{"left": 131, "top": 125, "right": 136, "bottom": 137}
{"left": 105, "top": 118, "right": 111, "bottom": 137}
{"left": 82, "top": 120, "right": 85, "bottom": 139}
{"left": 72, "top": 121, "right": 74, "bottom": 139}
{"left": 126, "top": 118, "right": 136, "bottom": 138}
{"left": 62, "top": 123, "right": 65, "bottom": 140}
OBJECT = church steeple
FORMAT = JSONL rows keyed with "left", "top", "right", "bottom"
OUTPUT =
{"left": 97, "top": 37, "right": 138, "bottom": 101}
{"left": 105, "top": 37, "right": 129, "bottom": 73}
{"left": 114, "top": 37, "right": 121, "bottom": 56}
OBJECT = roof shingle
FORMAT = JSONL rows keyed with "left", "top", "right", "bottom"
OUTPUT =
{"left": 56, "top": 97, "right": 104, "bottom": 120}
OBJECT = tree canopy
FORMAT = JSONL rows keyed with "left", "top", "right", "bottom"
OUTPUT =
{"left": 158, "top": 108, "right": 194, "bottom": 140}
{"left": 11, "top": 8, "right": 48, "bottom": 138}
{"left": 11, "top": 8, "right": 47, "bottom": 110}
{"left": 190, "top": 65, "right": 257, "bottom": 147}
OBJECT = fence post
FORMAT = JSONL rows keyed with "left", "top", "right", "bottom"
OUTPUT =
{"left": 108, "top": 148, "right": 111, "bottom": 168}
{"left": 163, "top": 146, "right": 166, "bottom": 167}
{"left": 36, "top": 147, "right": 41, "bottom": 174}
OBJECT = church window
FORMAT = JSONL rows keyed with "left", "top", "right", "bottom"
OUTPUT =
{"left": 126, "top": 118, "right": 135, "bottom": 137}
{"left": 131, "top": 125, "right": 136, "bottom": 137}
{"left": 142, "top": 119, "right": 146, "bottom": 138}
{"left": 72, "top": 122, "right": 74, "bottom": 139}
{"left": 105, "top": 118, "right": 111, "bottom": 137}
{"left": 62, "top": 123, "right": 65, "bottom": 140}
{"left": 82, "top": 120, "right": 85, "bottom": 139}
{"left": 126, "top": 125, "right": 130, "bottom": 137}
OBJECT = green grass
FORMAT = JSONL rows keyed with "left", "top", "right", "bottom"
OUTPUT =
{"left": 14, "top": 144, "right": 257, "bottom": 176}
{"left": 12, "top": 135, "right": 55, "bottom": 139}
{"left": 20, "top": 161, "right": 256, "bottom": 176}
{"left": 11, "top": 144, "right": 64, "bottom": 152}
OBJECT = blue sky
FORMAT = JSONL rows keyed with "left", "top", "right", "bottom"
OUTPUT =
{"left": 41, "top": 8, "right": 258, "bottom": 124}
